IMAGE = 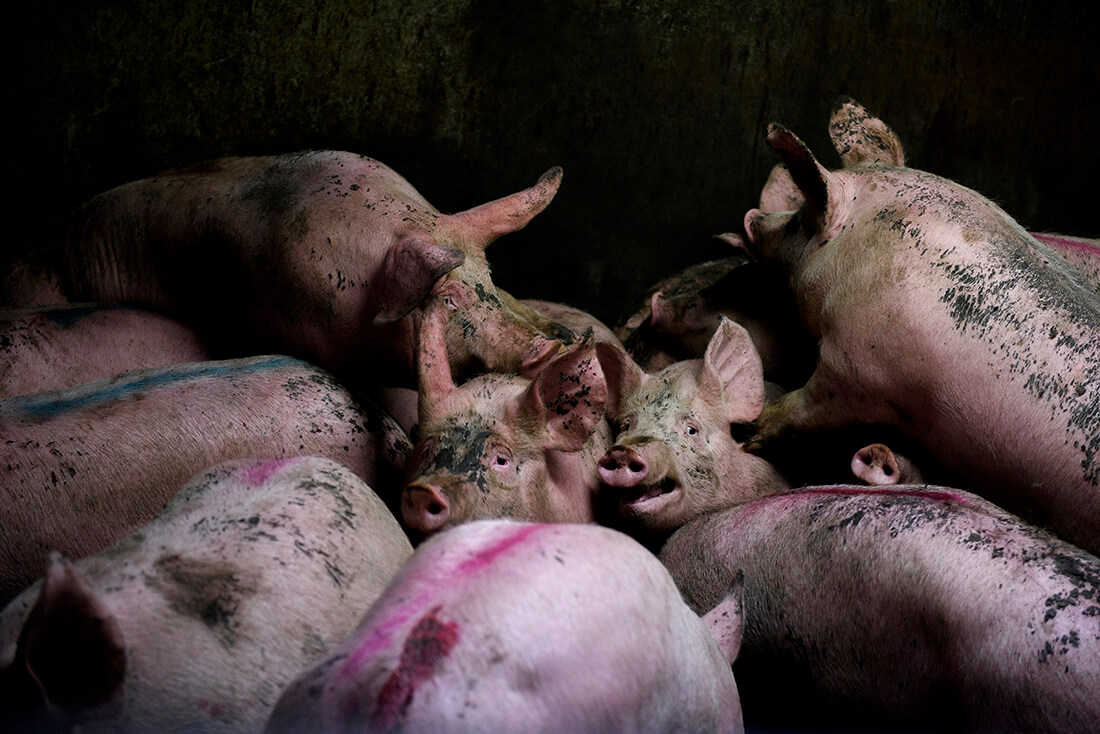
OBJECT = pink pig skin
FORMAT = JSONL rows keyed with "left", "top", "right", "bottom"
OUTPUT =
{"left": 400, "top": 304, "right": 611, "bottom": 539}
{"left": 597, "top": 319, "right": 790, "bottom": 538}
{"left": 1030, "top": 232, "right": 1100, "bottom": 292}
{"left": 661, "top": 485, "right": 1100, "bottom": 733}
{"left": 0, "top": 355, "right": 410, "bottom": 605}
{"left": 0, "top": 303, "right": 209, "bottom": 398}
{"left": 265, "top": 520, "right": 744, "bottom": 734}
{"left": 0, "top": 456, "right": 412, "bottom": 734}
{"left": 3, "top": 152, "right": 565, "bottom": 387}
{"left": 742, "top": 97, "right": 1100, "bottom": 555}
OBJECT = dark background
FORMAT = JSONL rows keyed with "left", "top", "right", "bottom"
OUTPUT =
{"left": 7, "top": 0, "right": 1097, "bottom": 327}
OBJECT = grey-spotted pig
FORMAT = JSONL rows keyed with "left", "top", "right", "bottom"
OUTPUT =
{"left": 661, "top": 484, "right": 1100, "bottom": 733}
{"left": 0, "top": 355, "right": 410, "bottom": 604}
{"left": 400, "top": 303, "right": 610, "bottom": 539}
{"left": 0, "top": 455, "right": 413, "bottom": 733}
{"left": 265, "top": 520, "right": 744, "bottom": 734}
{"left": 1031, "top": 232, "right": 1100, "bottom": 292}
{"left": 3, "top": 152, "right": 567, "bottom": 386}
{"left": 0, "top": 303, "right": 209, "bottom": 398}
{"left": 596, "top": 318, "right": 790, "bottom": 539}
{"left": 742, "top": 97, "right": 1100, "bottom": 554}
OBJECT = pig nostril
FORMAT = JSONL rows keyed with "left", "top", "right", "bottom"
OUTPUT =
{"left": 883, "top": 465, "right": 894, "bottom": 476}
{"left": 628, "top": 460, "right": 645, "bottom": 473}
{"left": 427, "top": 500, "right": 446, "bottom": 515}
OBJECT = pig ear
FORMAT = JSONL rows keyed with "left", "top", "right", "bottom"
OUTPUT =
{"left": 700, "top": 317, "right": 764, "bottom": 424}
{"left": 851, "top": 443, "right": 903, "bottom": 486}
{"left": 369, "top": 236, "right": 465, "bottom": 324}
{"left": 454, "top": 167, "right": 563, "bottom": 251}
{"left": 765, "top": 123, "right": 838, "bottom": 229}
{"left": 523, "top": 334, "right": 607, "bottom": 452}
{"left": 759, "top": 164, "right": 806, "bottom": 212}
{"left": 828, "top": 96, "right": 905, "bottom": 168}
{"left": 702, "top": 570, "right": 744, "bottom": 665}
{"left": 595, "top": 342, "right": 647, "bottom": 421}
{"left": 17, "top": 552, "right": 126, "bottom": 715}
{"left": 416, "top": 302, "right": 457, "bottom": 425}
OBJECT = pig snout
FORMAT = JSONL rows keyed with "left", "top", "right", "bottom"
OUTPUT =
{"left": 598, "top": 446, "right": 649, "bottom": 487}
{"left": 402, "top": 482, "right": 451, "bottom": 535}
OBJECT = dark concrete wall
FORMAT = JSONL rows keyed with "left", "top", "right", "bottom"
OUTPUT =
{"left": 9, "top": 0, "right": 1098, "bottom": 326}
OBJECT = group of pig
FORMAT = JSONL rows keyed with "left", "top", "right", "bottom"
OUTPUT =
{"left": 1, "top": 96, "right": 1098, "bottom": 733}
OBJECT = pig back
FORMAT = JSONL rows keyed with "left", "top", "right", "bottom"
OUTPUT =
{"left": 661, "top": 485, "right": 1100, "bottom": 733}
{"left": 0, "top": 455, "right": 413, "bottom": 734}
{"left": 0, "top": 355, "right": 410, "bottom": 604}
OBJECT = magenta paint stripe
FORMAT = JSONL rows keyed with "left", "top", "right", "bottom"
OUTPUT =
{"left": 238, "top": 457, "right": 296, "bottom": 486}
{"left": 337, "top": 523, "right": 545, "bottom": 682}
{"left": 764, "top": 485, "right": 970, "bottom": 505}
{"left": 1032, "top": 232, "right": 1100, "bottom": 254}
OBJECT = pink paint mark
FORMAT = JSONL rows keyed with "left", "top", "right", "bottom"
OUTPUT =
{"left": 238, "top": 457, "right": 296, "bottom": 486}
{"left": 367, "top": 606, "right": 460, "bottom": 730}
{"left": 1032, "top": 232, "right": 1100, "bottom": 254}
{"left": 337, "top": 524, "right": 544, "bottom": 682}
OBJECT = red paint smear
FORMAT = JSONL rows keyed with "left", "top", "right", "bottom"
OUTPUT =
{"left": 1032, "top": 232, "right": 1100, "bottom": 254}
{"left": 238, "top": 457, "right": 296, "bottom": 486}
{"left": 369, "top": 606, "right": 460, "bottom": 730}
{"left": 338, "top": 524, "right": 544, "bottom": 682}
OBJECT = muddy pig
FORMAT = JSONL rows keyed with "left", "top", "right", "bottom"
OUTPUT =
{"left": 1031, "top": 232, "right": 1100, "bottom": 292}
{"left": 4, "top": 152, "right": 568, "bottom": 386}
{"left": 0, "top": 355, "right": 410, "bottom": 604}
{"left": 0, "top": 456, "right": 413, "bottom": 733}
{"left": 265, "top": 520, "right": 744, "bottom": 734}
{"left": 742, "top": 97, "right": 1100, "bottom": 554}
{"left": 615, "top": 251, "right": 815, "bottom": 387}
{"left": 597, "top": 318, "right": 790, "bottom": 539}
{"left": 662, "top": 484, "right": 1100, "bottom": 733}
{"left": 0, "top": 303, "right": 209, "bottom": 398}
{"left": 401, "top": 303, "right": 610, "bottom": 539}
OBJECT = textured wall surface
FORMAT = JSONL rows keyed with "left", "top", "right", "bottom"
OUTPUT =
{"left": 9, "top": 0, "right": 1098, "bottom": 325}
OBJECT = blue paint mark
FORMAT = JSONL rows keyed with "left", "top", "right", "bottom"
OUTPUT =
{"left": 3, "top": 355, "right": 305, "bottom": 423}
{"left": 41, "top": 303, "right": 132, "bottom": 328}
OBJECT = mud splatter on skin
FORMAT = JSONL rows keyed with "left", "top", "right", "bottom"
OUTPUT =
{"left": 412, "top": 417, "right": 495, "bottom": 497}
{"left": 145, "top": 555, "right": 258, "bottom": 648}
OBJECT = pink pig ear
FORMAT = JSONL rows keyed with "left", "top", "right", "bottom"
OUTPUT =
{"left": 416, "top": 302, "right": 458, "bottom": 425}
{"left": 702, "top": 570, "right": 744, "bottom": 665}
{"left": 759, "top": 163, "right": 806, "bottom": 213}
{"left": 595, "top": 342, "right": 648, "bottom": 421}
{"left": 369, "top": 236, "right": 465, "bottom": 325}
{"left": 523, "top": 334, "right": 607, "bottom": 452}
{"left": 765, "top": 124, "right": 839, "bottom": 232}
{"left": 453, "top": 167, "right": 563, "bottom": 251}
{"left": 828, "top": 96, "right": 905, "bottom": 169}
{"left": 16, "top": 552, "right": 126, "bottom": 717}
{"left": 701, "top": 317, "right": 765, "bottom": 424}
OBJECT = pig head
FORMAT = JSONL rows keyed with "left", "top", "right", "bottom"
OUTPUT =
{"left": 597, "top": 318, "right": 789, "bottom": 536}
{"left": 740, "top": 97, "right": 1100, "bottom": 554}
{"left": 401, "top": 305, "right": 610, "bottom": 539}
{"left": 4, "top": 153, "right": 567, "bottom": 386}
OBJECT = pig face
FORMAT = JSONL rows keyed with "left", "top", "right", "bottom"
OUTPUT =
{"left": 401, "top": 305, "right": 608, "bottom": 538}
{"left": 597, "top": 319, "right": 788, "bottom": 533}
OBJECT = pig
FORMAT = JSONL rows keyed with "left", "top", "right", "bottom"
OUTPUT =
{"left": 3, "top": 152, "right": 568, "bottom": 387}
{"left": 741, "top": 97, "right": 1100, "bottom": 554}
{"left": 596, "top": 318, "right": 790, "bottom": 539}
{"left": 0, "top": 455, "right": 413, "bottom": 733}
{"left": 660, "top": 484, "right": 1100, "bottom": 733}
{"left": 615, "top": 252, "right": 815, "bottom": 386}
{"left": 0, "top": 354, "right": 410, "bottom": 604}
{"left": 850, "top": 441, "right": 925, "bottom": 485}
{"left": 0, "top": 303, "right": 209, "bottom": 398}
{"left": 400, "top": 303, "right": 611, "bottom": 539}
{"left": 520, "top": 298, "right": 623, "bottom": 348}
{"left": 265, "top": 520, "right": 744, "bottom": 734}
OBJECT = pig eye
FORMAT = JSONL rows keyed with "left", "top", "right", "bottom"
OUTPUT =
{"left": 443, "top": 295, "right": 458, "bottom": 311}
{"left": 683, "top": 419, "right": 701, "bottom": 438}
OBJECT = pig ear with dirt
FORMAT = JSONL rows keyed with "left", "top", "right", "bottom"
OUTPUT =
{"left": 368, "top": 237, "right": 465, "bottom": 324}
{"left": 520, "top": 331, "right": 607, "bottom": 451}
{"left": 828, "top": 96, "right": 906, "bottom": 168}
{"left": 2, "top": 552, "right": 125, "bottom": 726}
{"left": 700, "top": 317, "right": 766, "bottom": 424}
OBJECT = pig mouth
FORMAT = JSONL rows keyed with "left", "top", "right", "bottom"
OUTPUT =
{"left": 620, "top": 476, "right": 680, "bottom": 512}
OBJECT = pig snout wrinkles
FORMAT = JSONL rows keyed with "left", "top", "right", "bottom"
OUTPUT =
{"left": 598, "top": 446, "right": 650, "bottom": 487}
{"left": 402, "top": 482, "right": 451, "bottom": 534}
